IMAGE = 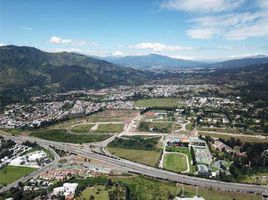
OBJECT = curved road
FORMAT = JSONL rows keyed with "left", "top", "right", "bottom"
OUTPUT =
{"left": 0, "top": 133, "right": 267, "bottom": 194}
{"left": 0, "top": 145, "right": 60, "bottom": 193}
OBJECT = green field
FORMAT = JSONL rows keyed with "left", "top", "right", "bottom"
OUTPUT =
{"left": 139, "top": 121, "right": 173, "bottom": 133}
{"left": 134, "top": 98, "right": 181, "bottom": 108}
{"left": 163, "top": 153, "right": 188, "bottom": 172}
{"left": 186, "top": 122, "right": 194, "bottom": 130}
{"left": 71, "top": 124, "right": 95, "bottom": 133}
{"left": 96, "top": 123, "right": 124, "bottom": 133}
{"left": 64, "top": 176, "right": 261, "bottom": 200}
{"left": 0, "top": 165, "right": 36, "bottom": 186}
{"left": 107, "top": 147, "right": 161, "bottom": 167}
{"left": 112, "top": 176, "right": 260, "bottom": 200}
{"left": 78, "top": 185, "right": 125, "bottom": 200}
{"left": 240, "top": 172, "right": 268, "bottom": 185}
{"left": 108, "top": 136, "right": 160, "bottom": 151}
{"left": 31, "top": 129, "right": 111, "bottom": 143}
{"left": 166, "top": 146, "right": 195, "bottom": 173}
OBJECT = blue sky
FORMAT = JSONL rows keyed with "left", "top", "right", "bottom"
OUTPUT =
{"left": 1, "top": 0, "right": 268, "bottom": 61}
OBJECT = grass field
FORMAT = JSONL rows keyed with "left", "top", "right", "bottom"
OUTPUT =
{"left": 240, "top": 172, "right": 268, "bottom": 185}
{"left": 112, "top": 176, "right": 260, "bottom": 200}
{"left": 96, "top": 123, "right": 124, "bottom": 133}
{"left": 134, "top": 98, "right": 180, "bottom": 108}
{"left": 0, "top": 165, "right": 36, "bottom": 186}
{"left": 107, "top": 147, "right": 161, "bottom": 166}
{"left": 139, "top": 121, "right": 173, "bottom": 133}
{"left": 174, "top": 124, "right": 182, "bottom": 130}
{"left": 31, "top": 129, "right": 111, "bottom": 143}
{"left": 78, "top": 185, "right": 125, "bottom": 200}
{"left": 163, "top": 153, "right": 188, "bottom": 172}
{"left": 166, "top": 146, "right": 195, "bottom": 173}
{"left": 71, "top": 124, "right": 95, "bottom": 133}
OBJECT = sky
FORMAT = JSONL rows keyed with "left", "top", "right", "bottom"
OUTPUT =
{"left": 1, "top": 0, "right": 268, "bottom": 61}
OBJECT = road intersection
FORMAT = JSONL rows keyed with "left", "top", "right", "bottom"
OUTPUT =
{"left": 0, "top": 132, "right": 267, "bottom": 195}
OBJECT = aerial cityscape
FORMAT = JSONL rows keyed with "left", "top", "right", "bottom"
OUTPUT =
{"left": 1, "top": 0, "right": 268, "bottom": 200}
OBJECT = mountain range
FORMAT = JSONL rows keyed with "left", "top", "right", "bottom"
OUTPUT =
{"left": 1, "top": 45, "right": 268, "bottom": 107}
{"left": 103, "top": 54, "right": 204, "bottom": 68}
{"left": 103, "top": 54, "right": 268, "bottom": 69}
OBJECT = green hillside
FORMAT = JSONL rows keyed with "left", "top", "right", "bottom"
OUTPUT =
{"left": 0, "top": 45, "right": 150, "bottom": 107}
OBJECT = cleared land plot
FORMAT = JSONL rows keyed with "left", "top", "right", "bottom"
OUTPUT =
{"left": 139, "top": 122, "right": 173, "bottom": 133}
{"left": 78, "top": 185, "right": 125, "bottom": 200}
{"left": 45, "top": 110, "right": 137, "bottom": 129}
{"left": 96, "top": 123, "right": 124, "bottom": 133}
{"left": 0, "top": 165, "right": 36, "bottom": 185}
{"left": 199, "top": 132, "right": 268, "bottom": 143}
{"left": 163, "top": 153, "right": 188, "bottom": 172}
{"left": 31, "top": 129, "right": 111, "bottom": 143}
{"left": 135, "top": 98, "right": 182, "bottom": 108}
{"left": 71, "top": 124, "right": 95, "bottom": 133}
{"left": 107, "top": 147, "right": 161, "bottom": 166}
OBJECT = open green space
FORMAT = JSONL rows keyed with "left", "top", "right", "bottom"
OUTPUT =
{"left": 31, "top": 129, "right": 111, "bottom": 143}
{"left": 71, "top": 124, "right": 95, "bottom": 133}
{"left": 0, "top": 165, "right": 36, "bottom": 186}
{"left": 112, "top": 176, "right": 260, "bottom": 200}
{"left": 163, "top": 153, "right": 188, "bottom": 172}
{"left": 174, "top": 124, "right": 182, "bottom": 130}
{"left": 240, "top": 172, "right": 268, "bottom": 185}
{"left": 134, "top": 98, "right": 181, "bottom": 108}
{"left": 78, "top": 185, "right": 125, "bottom": 200}
{"left": 139, "top": 121, "right": 172, "bottom": 133}
{"left": 186, "top": 122, "right": 194, "bottom": 130}
{"left": 107, "top": 147, "right": 161, "bottom": 167}
{"left": 108, "top": 136, "right": 160, "bottom": 150}
{"left": 96, "top": 123, "right": 124, "bottom": 133}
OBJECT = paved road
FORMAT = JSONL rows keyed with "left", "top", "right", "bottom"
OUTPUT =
{"left": 1, "top": 133, "right": 267, "bottom": 194}
{"left": 0, "top": 145, "right": 60, "bottom": 193}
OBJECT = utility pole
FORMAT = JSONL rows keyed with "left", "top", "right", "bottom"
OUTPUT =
{"left": 196, "top": 186, "right": 199, "bottom": 197}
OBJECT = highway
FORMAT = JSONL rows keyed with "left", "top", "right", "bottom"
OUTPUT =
{"left": 1, "top": 133, "right": 267, "bottom": 194}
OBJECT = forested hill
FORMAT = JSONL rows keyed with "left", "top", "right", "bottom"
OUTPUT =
{"left": 0, "top": 45, "right": 151, "bottom": 106}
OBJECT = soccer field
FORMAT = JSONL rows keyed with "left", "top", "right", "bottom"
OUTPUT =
{"left": 163, "top": 153, "right": 188, "bottom": 172}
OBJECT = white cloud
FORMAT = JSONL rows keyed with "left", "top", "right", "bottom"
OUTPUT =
{"left": 161, "top": 0, "right": 244, "bottom": 13}
{"left": 186, "top": 11, "right": 268, "bottom": 40}
{"left": 50, "top": 36, "right": 73, "bottom": 44}
{"left": 49, "top": 36, "right": 86, "bottom": 46}
{"left": 112, "top": 51, "right": 123, "bottom": 56}
{"left": 258, "top": 0, "right": 268, "bottom": 9}
{"left": 229, "top": 53, "right": 268, "bottom": 59}
{"left": 187, "top": 28, "right": 218, "bottom": 39}
{"left": 128, "top": 42, "right": 194, "bottom": 51}
{"left": 0, "top": 43, "right": 6, "bottom": 46}
{"left": 20, "top": 26, "right": 33, "bottom": 31}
